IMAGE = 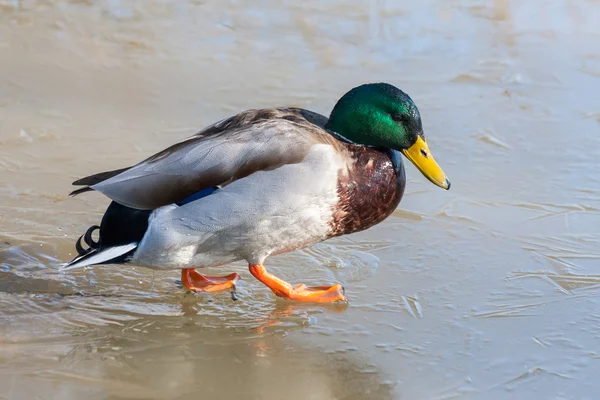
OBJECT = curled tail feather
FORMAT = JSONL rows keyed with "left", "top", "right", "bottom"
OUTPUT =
{"left": 75, "top": 225, "right": 100, "bottom": 256}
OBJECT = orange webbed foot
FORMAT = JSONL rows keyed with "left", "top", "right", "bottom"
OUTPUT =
{"left": 249, "top": 264, "right": 347, "bottom": 303}
{"left": 181, "top": 268, "right": 240, "bottom": 293}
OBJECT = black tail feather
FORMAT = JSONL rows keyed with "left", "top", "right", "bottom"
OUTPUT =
{"left": 70, "top": 186, "right": 94, "bottom": 197}
{"left": 72, "top": 167, "right": 130, "bottom": 186}
{"left": 70, "top": 167, "right": 131, "bottom": 197}
{"left": 75, "top": 225, "right": 100, "bottom": 256}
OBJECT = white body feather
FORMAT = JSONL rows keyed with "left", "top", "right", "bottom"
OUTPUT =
{"left": 131, "top": 144, "right": 345, "bottom": 269}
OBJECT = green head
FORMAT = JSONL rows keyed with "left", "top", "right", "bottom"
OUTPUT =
{"left": 325, "top": 83, "right": 451, "bottom": 190}
{"left": 326, "top": 82, "right": 422, "bottom": 149}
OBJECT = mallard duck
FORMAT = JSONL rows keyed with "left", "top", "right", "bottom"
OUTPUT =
{"left": 63, "top": 83, "right": 450, "bottom": 303}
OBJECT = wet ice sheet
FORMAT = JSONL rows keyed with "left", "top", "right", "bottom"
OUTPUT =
{"left": 1, "top": 0, "right": 600, "bottom": 399}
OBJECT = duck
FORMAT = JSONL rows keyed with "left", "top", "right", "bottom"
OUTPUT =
{"left": 63, "top": 82, "right": 450, "bottom": 303}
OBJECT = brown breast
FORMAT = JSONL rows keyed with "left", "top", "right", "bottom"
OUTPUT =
{"left": 329, "top": 145, "right": 405, "bottom": 237}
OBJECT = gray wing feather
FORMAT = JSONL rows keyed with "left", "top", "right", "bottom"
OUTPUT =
{"left": 86, "top": 110, "right": 332, "bottom": 209}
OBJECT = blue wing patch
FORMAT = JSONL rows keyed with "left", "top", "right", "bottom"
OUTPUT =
{"left": 176, "top": 186, "right": 220, "bottom": 206}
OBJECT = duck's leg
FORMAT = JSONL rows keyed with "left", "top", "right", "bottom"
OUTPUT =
{"left": 181, "top": 268, "right": 240, "bottom": 292}
{"left": 249, "top": 264, "right": 346, "bottom": 303}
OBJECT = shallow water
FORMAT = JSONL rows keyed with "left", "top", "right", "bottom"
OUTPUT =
{"left": 1, "top": 0, "right": 600, "bottom": 398}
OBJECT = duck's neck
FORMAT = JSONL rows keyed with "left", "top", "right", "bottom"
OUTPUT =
{"left": 324, "top": 117, "right": 364, "bottom": 146}
{"left": 385, "top": 148, "right": 404, "bottom": 176}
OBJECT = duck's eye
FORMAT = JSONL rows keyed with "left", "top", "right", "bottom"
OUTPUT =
{"left": 391, "top": 113, "right": 405, "bottom": 123}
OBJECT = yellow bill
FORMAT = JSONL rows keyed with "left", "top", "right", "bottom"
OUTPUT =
{"left": 401, "top": 136, "right": 451, "bottom": 190}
